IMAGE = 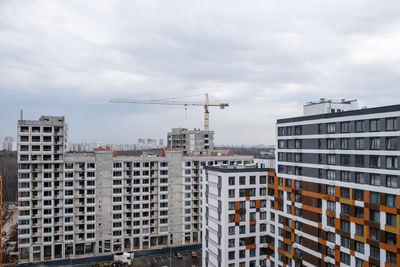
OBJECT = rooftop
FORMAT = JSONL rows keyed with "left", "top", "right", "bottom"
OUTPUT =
{"left": 204, "top": 166, "right": 274, "bottom": 173}
{"left": 277, "top": 103, "right": 400, "bottom": 124}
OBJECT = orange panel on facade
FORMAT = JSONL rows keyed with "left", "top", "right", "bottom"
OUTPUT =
{"left": 246, "top": 244, "right": 256, "bottom": 250}
{"left": 235, "top": 201, "right": 240, "bottom": 210}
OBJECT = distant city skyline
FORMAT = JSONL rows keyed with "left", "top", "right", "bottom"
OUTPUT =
{"left": 0, "top": 136, "right": 17, "bottom": 151}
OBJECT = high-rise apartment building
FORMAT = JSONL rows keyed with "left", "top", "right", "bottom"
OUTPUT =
{"left": 17, "top": 116, "right": 68, "bottom": 262}
{"left": 167, "top": 128, "right": 214, "bottom": 154}
{"left": 202, "top": 166, "right": 274, "bottom": 267}
{"left": 17, "top": 116, "right": 253, "bottom": 264}
{"left": 275, "top": 100, "right": 400, "bottom": 267}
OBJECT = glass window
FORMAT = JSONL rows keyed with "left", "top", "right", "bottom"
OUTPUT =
{"left": 386, "top": 251, "right": 396, "bottom": 265}
{"left": 355, "top": 138, "right": 365, "bottom": 149}
{"left": 278, "top": 127, "right": 285, "bottom": 136}
{"left": 326, "top": 170, "right": 336, "bottom": 180}
{"left": 341, "top": 171, "right": 350, "bottom": 182}
{"left": 370, "top": 138, "right": 381, "bottom": 150}
{"left": 278, "top": 140, "right": 285, "bottom": 149}
{"left": 327, "top": 185, "right": 335, "bottom": 196}
{"left": 340, "top": 155, "right": 350, "bottom": 165}
{"left": 370, "top": 210, "right": 380, "bottom": 223}
{"left": 355, "top": 224, "right": 364, "bottom": 236}
{"left": 355, "top": 241, "right": 364, "bottom": 254}
{"left": 228, "top": 226, "right": 235, "bottom": 235}
{"left": 386, "top": 194, "right": 396, "bottom": 207}
{"left": 386, "top": 232, "right": 397, "bottom": 246}
{"left": 370, "top": 228, "right": 379, "bottom": 241}
{"left": 340, "top": 122, "right": 350, "bottom": 133}
{"left": 355, "top": 207, "right": 364, "bottom": 218}
{"left": 355, "top": 172, "right": 366, "bottom": 183}
{"left": 295, "top": 140, "right": 302, "bottom": 149}
{"left": 386, "top": 118, "right": 397, "bottom": 131}
{"left": 327, "top": 232, "right": 335, "bottom": 242}
{"left": 370, "top": 174, "right": 381, "bottom": 186}
{"left": 295, "top": 126, "right": 302, "bottom": 135}
{"left": 386, "top": 213, "right": 396, "bottom": 227}
{"left": 355, "top": 155, "right": 365, "bottom": 167}
{"left": 327, "top": 139, "right": 335, "bottom": 149}
{"left": 370, "top": 246, "right": 380, "bottom": 259}
{"left": 341, "top": 220, "right": 350, "bottom": 232}
{"left": 340, "top": 138, "right": 350, "bottom": 149}
{"left": 370, "top": 156, "right": 381, "bottom": 168}
{"left": 386, "top": 157, "right": 398, "bottom": 169}
{"left": 355, "top": 258, "right": 364, "bottom": 267}
{"left": 327, "top": 123, "right": 336, "bottom": 133}
{"left": 341, "top": 236, "right": 350, "bottom": 248}
{"left": 341, "top": 252, "right": 350, "bottom": 265}
{"left": 370, "top": 192, "right": 379, "bottom": 204}
{"left": 355, "top": 120, "right": 364, "bottom": 132}
{"left": 355, "top": 190, "right": 364, "bottom": 201}
{"left": 327, "top": 216, "right": 335, "bottom": 227}
{"left": 385, "top": 137, "right": 397, "bottom": 150}
{"left": 370, "top": 119, "right": 380, "bottom": 132}
{"left": 287, "top": 140, "right": 294, "bottom": 149}
{"left": 341, "top": 188, "right": 350, "bottom": 199}
{"left": 341, "top": 204, "right": 350, "bottom": 215}
{"left": 386, "top": 176, "right": 398, "bottom": 188}
{"left": 239, "top": 250, "right": 245, "bottom": 259}
{"left": 327, "top": 201, "right": 335, "bottom": 211}
{"left": 327, "top": 155, "right": 336, "bottom": 165}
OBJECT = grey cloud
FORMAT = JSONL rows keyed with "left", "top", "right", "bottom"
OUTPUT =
{"left": 1, "top": 0, "right": 400, "bottom": 144}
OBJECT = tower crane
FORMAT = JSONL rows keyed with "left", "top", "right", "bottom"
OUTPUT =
{"left": 109, "top": 93, "right": 228, "bottom": 131}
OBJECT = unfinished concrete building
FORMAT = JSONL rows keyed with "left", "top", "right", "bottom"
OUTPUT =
{"left": 167, "top": 128, "right": 214, "bottom": 154}
{"left": 17, "top": 116, "right": 253, "bottom": 264}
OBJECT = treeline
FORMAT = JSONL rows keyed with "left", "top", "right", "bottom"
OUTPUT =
{"left": 0, "top": 151, "right": 17, "bottom": 202}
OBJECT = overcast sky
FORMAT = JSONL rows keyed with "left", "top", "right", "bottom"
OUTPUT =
{"left": 1, "top": 0, "right": 400, "bottom": 145}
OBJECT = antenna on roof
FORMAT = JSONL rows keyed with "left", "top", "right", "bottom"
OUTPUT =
{"left": 20, "top": 109, "right": 23, "bottom": 120}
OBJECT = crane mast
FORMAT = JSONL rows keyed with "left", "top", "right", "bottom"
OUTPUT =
{"left": 109, "top": 93, "right": 228, "bottom": 131}
{"left": 204, "top": 93, "right": 209, "bottom": 131}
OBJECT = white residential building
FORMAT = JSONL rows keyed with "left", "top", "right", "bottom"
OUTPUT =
{"left": 202, "top": 166, "right": 273, "bottom": 267}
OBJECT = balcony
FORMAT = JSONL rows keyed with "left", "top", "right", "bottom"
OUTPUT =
{"left": 32, "top": 230, "right": 42, "bottom": 236}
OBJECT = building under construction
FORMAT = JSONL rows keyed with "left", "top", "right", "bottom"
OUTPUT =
{"left": 167, "top": 128, "right": 214, "bottom": 154}
{"left": 17, "top": 116, "right": 253, "bottom": 264}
